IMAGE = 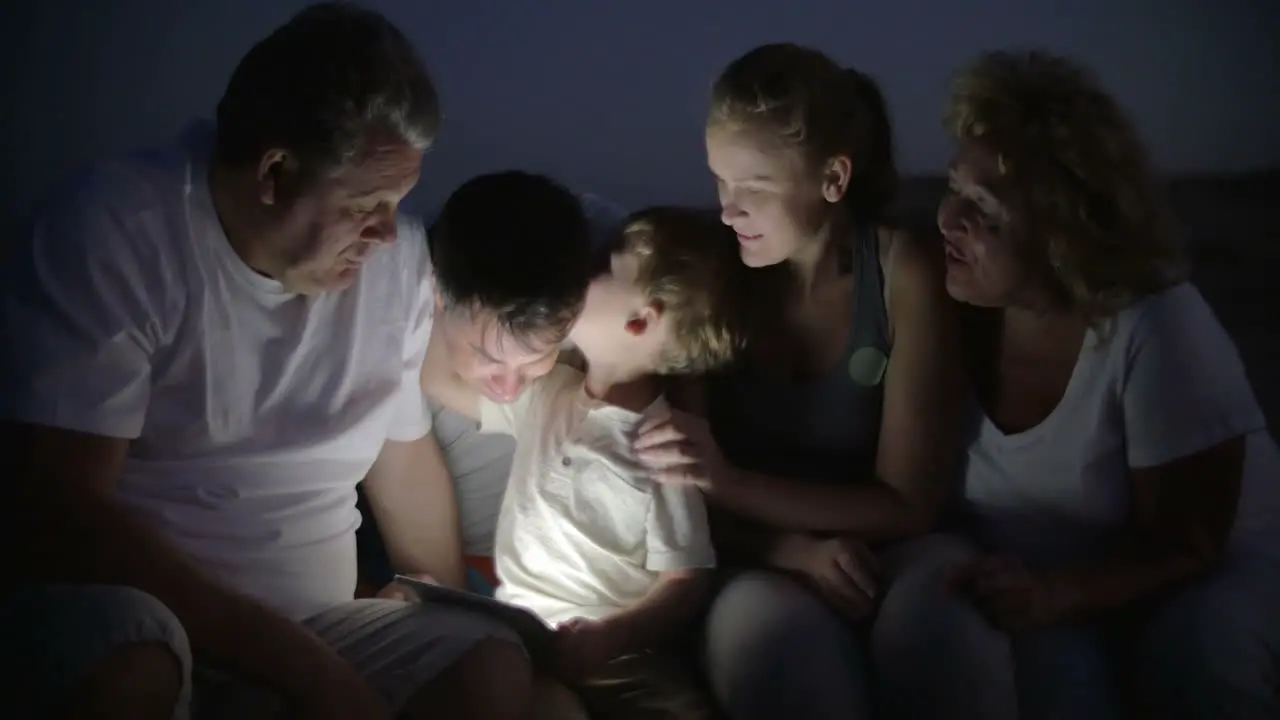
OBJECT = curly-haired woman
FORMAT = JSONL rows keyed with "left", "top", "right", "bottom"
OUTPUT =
{"left": 939, "top": 50, "right": 1280, "bottom": 719}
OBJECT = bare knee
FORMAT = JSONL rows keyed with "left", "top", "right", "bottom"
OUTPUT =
{"left": 401, "top": 637, "right": 533, "bottom": 720}
{"left": 61, "top": 642, "right": 184, "bottom": 720}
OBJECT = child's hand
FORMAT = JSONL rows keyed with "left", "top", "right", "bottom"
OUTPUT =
{"left": 552, "top": 617, "right": 628, "bottom": 682}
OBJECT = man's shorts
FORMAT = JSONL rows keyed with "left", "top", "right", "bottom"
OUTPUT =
{"left": 0, "top": 583, "right": 522, "bottom": 719}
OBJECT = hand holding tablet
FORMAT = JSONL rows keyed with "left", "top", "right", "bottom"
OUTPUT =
{"left": 391, "top": 574, "right": 556, "bottom": 659}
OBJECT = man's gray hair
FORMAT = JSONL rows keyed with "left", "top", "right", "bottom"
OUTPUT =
{"left": 215, "top": 2, "right": 440, "bottom": 175}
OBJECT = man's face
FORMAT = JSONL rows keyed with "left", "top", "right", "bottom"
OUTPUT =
{"left": 265, "top": 135, "right": 423, "bottom": 294}
{"left": 435, "top": 305, "right": 564, "bottom": 403}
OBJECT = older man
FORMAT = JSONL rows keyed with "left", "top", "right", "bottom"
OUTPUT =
{"left": 0, "top": 5, "right": 590, "bottom": 719}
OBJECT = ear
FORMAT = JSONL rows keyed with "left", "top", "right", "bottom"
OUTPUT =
{"left": 625, "top": 302, "right": 663, "bottom": 336}
{"left": 255, "top": 148, "right": 294, "bottom": 206}
{"left": 433, "top": 287, "right": 447, "bottom": 312}
{"left": 822, "top": 154, "right": 853, "bottom": 204}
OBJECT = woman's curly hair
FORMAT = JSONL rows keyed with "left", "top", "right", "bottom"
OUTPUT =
{"left": 945, "top": 50, "right": 1186, "bottom": 324}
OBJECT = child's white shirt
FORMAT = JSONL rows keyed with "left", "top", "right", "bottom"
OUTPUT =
{"left": 481, "top": 365, "right": 715, "bottom": 625}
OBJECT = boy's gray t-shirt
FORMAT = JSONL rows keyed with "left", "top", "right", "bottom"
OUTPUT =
{"left": 432, "top": 397, "right": 513, "bottom": 556}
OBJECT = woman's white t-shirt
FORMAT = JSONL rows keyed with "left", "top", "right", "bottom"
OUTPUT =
{"left": 962, "top": 282, "right": 1280, "bottom": 568}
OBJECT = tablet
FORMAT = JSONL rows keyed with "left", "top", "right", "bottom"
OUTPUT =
{"left": 392, "top": 575, "right": 556, "bottom": 657}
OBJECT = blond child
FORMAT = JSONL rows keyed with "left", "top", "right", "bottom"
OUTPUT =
{"left": 423, "top": 207, "right": 745, "bottom": 719}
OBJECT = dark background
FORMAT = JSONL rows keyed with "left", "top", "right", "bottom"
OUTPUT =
{"left": 2, "top": 0, "right": 1277, "bottom": 424}
{"left": 1, "top": 0, "right": 1277, "bottom": 220}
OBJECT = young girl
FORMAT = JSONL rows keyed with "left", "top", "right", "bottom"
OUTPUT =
{"left": 423, "top": 207, "right": 746, "bottom": 720}
{"left": 633, "top": 44, "right": 990, "bottom": 720}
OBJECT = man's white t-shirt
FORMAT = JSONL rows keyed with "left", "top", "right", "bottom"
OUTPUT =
{"left": 962, "top": 283, "right": 1280, "bottom": 568}
{"left": 0, "top": 122, "right": 435, "bottom": 621}
{"left": 480, "top": 365, "right": 715, "bottom": 625}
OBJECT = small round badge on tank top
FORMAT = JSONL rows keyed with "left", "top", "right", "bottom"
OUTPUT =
{"left": 848, "top": 346, "right": 888, "bottom": 387}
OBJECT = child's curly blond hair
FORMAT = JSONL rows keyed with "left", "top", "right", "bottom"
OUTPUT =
{"left": 621, "top": 207, "right": 748, "bottom": 374}
{"left": 946, "top": 50, "right": 1186, "bottom": 323}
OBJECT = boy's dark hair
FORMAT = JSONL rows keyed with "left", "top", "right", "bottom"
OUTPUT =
{"left": 216, "top": 2, "right": 440, "bottom": 178}
{"left": 429, "top": 171, "right": 592, "bottom": 343}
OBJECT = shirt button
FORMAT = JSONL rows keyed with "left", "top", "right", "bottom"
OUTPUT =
{"left": 561, "top": 457, "right": 572, "bottom": 467}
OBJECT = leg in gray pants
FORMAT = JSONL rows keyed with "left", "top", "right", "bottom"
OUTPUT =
{"left": 857, "top": 544, "right": 1280, "bottom": 720}
{"left": 703, "top": 534, "right": 1017, "bottom": 720}
{"left": 1128, "top": 548, "right": 1280, "bottom": 720}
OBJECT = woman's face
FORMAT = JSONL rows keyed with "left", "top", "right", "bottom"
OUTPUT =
{"left": 937, "top": 141, "right": 1030, "bottom": 308}
{"left": 706, "top": 125, "right": 832, "bottom": 268}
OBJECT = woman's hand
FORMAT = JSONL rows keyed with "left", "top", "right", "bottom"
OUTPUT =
{"left": 632, "top": 410, "right": 727, "bottom": 490}
{"left": 949, "top": 556, "right": 1076, "bottom": 631}
{"left": 774, "top": 533, "right": 880, "bottom": 621}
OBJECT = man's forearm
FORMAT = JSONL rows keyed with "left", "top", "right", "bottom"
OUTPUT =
{"left": 375, "top": 513, "right": 468, "bottom": 590}
{"left": 362, "top": 434, "right": 467, "bottom": 589}
{"left": 22, "top": 493, "right": 347, "bottom": 700}
{"left": 363, "top": 499, "right": 468, "bottom": 589}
